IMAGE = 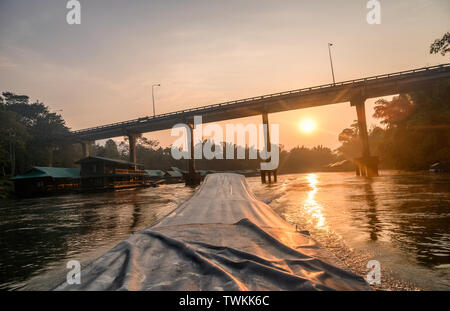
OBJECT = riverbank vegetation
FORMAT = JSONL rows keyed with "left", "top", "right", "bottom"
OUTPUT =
{"left": 337, "top": 79, "right": 450, "bottom": 170}
{"left": 0, "top": 92, "right": 81, "bottom": 177}
{"left": 88, "top": 136, "right": 337, "bottom": 174}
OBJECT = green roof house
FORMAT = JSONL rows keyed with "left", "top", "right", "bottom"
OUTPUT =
{"left": 10, "top": 167, "right": 81, "bottom": 196}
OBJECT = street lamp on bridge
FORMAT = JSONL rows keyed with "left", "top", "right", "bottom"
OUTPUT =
{"left": 152, "top": 83, "right": 161, "bottom": 117}
{"left": 328, "top": 43, "right": 336, "bottom": 85}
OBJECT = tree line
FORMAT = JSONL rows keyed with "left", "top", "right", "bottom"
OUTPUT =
{"left": 337, "top": 81, "right": 449, "bottom": 170}
{"left": 0, "top": 92, "right": 81, "bottom": 176}
{"left": 88, "top": 136, "right": 337, "bottom": 173}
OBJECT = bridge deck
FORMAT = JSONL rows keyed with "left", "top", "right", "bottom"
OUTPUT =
{"left": 70, "top": 63, "right": 450, "bottom": 142}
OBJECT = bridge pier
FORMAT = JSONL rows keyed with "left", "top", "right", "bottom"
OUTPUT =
{"left": 185, "top": 123, "right": 201, "bottom": 187}
{"left": 127, "top": 133, "right": 140, "bottom": 168}
{"left": 351, "top": 97, "right": 379, "bottom": 177}
{"left": 81, "top": 141, "right": 94, "bottom": 158}
{"left": 260, "top": 112, "right": 277, "bottom": 184}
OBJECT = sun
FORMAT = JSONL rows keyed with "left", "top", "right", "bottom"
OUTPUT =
{"left": 299, "top": 119, "right": 317, "bottom": 134}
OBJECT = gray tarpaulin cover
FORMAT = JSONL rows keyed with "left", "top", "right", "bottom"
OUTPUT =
{"left": 56, "top": 173, "right": 369, "bottom": 291}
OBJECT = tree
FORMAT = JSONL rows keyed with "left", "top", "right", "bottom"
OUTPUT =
{"left": 0, "top": 91, "right": 74, "bottom": 174}
{"left": 336, "top": 121, "right": 361, "bottom": 160}
{"left": 103, "top": 139, "right": 121, "bottom": 160}
{"left": 430, "top": 32, "right": 450, "bottom": 56}
{"left": 366, "top": 80, "right": 450, "bottom": 170}
{"left": 373, "top": 94, "right": 414, "bottom": 127}
{"left": 278, "top": 145, "right": 337, "bottom": 173}
{"left": 0, "top": 103, "right": 29, "bottom": 175}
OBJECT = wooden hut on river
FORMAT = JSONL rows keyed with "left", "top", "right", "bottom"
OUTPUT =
{"left": 75, "top": 156, "right": 149, "bottom": 190}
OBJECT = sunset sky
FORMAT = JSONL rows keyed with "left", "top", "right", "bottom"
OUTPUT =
{"left": 0, "top": 0, "right": 448, "bottom": 150}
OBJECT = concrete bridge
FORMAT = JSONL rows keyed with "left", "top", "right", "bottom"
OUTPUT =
{"left": 69, "top": 63, "right": 450, "bottom": 182}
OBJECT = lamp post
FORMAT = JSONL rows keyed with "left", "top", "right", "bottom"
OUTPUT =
{"left": 152, "top": 84, "right": 161, "bottom": 117}
{"left": 328, "top": 43, "right": 336, "bottom": 85}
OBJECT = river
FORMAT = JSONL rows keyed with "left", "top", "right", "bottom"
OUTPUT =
{"left": 0, "top": 171, "right": 449, "bottom": 290}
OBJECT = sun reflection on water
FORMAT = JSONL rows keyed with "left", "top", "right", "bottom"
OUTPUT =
{"left": 304, "top": 174, "right": 327, "bottom": 230}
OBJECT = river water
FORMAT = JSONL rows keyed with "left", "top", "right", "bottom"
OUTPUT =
{"left": 0, "top": 171, "right": 449, "bottom": 290}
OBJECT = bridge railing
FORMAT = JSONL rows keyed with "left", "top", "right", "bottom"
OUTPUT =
{"left": 71, "top": 63, "right": 449, "bottom": 135}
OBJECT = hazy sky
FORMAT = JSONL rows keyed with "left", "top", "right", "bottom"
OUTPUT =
{"left": 0, "top": 0, "right": 449, "bottom": 149}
